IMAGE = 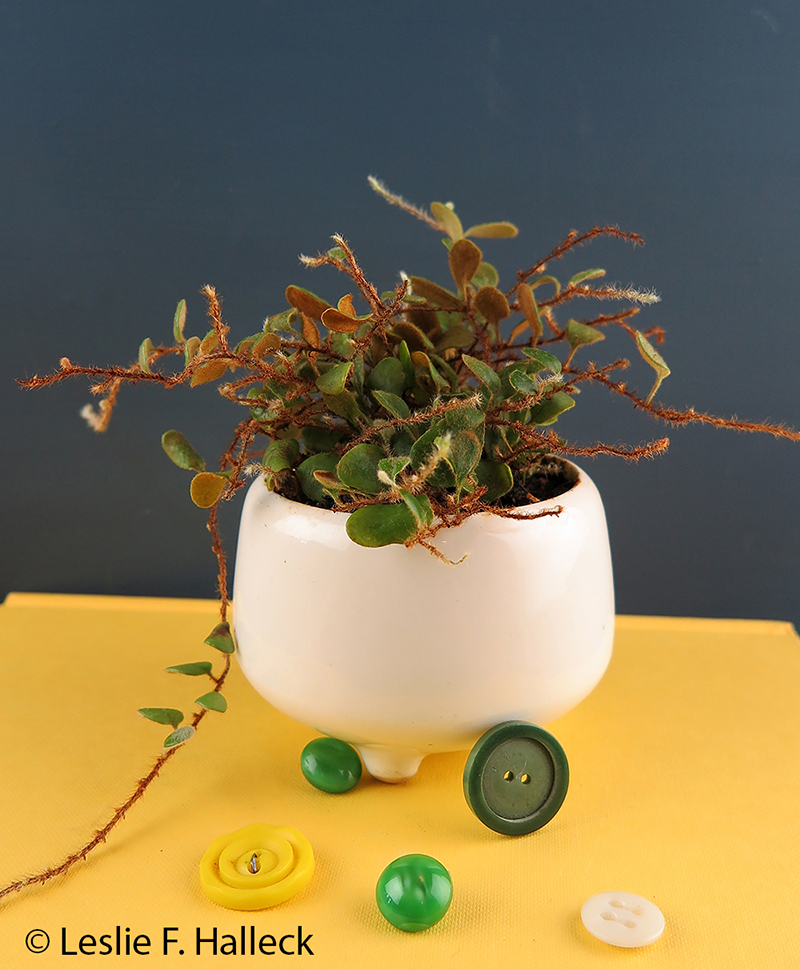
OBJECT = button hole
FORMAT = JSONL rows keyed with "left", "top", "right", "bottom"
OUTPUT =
{"left": 600, "top": 912, "right": 616, "bottom": 921}
{"left": 520, "top": 773, "right": 531, "bottom": 784}
{"left": 503, "top": 770, "right": 514, "bottom": 782}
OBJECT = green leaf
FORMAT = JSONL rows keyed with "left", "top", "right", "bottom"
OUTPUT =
{"left": 521, "top": 348, "right": 563, "bottom": 374}
{"left": 411, "top": 351, "right": 448, "bottom": 389}
{"left": 462, "top": 354, "right": 501, "bottom": 401}
{"left": 262, "top": 438, "right": 299, "bottom": 475}
{"left": 297, "top": 452, "right": 340, "bottom": 503}
{"left": 392, "top": 320, "right": 434, "bottom": 354}
{"left": 449, "top": 430, "right": 483, "bottom": 489}
{"left": 464, "top": 221, "right": 519, "bottom": 238}
{"left": 184, "top": 335, "right": 201, "bottom": 365}
{"left": 322, "top": 390, "right": 365, "bottom": 427}
{"left": 396, "top": 340, "right": 415, "bottom": 385}
{"left": 474, "top": 286, "right": 511, "bottom": 326}
{"left": 285, "top": 285, "right": 331, "bottom": 322}
{"left": 346, "top": 503, "right": 418, "bottom": 547}
{"left": 199, "top": 328, "right": 219, "bottom": 354}
{"left": 399, "top": 489, "right": 434, "bottom": 527}
{"left": 530, "top": 274, "right": 562, "bottom": 296}
{"left": 430, "top": 352, "right": 459, "bottom": 390}
{"left": 302, "top": 426, "right": 343, "bottom": 452}
{"left": 138, "top": 707, "right": 183, "bottom": 727}
{"left": 301, "top": 313, "right": 322, "bottom": 349}
{"left": 161, "top": 430, "right": 205, "bottom": 472}
{"left": 316, "top": 362, "right": 353, "bottom": 395}
{"left": 484, "top": 426, "right": 512, "bottom": 460}
{"left": 528, "top": 391, "right": 576, "bottom": 426}
{"left": 437, "top": 311, "right": 463, "bottom": 331}
{"left": 372, "top": 389, "right": 410, "bottom": 418}
{"left": 327, "top": 247, "right": 347, "bottom": 261}
{"left": 509, "top": 369, "right": 539, "bottom": 395}
{"left": 163, "top": 725, "right": 195, "bottom": 749}
{"left": 190, "top": 359, "right": 230, "bottom": 387}
{"left": 391, "top": 429, "right": 415, "bottom": 456}
{"left": 264, "top": 308, "right": 298, "bottom": 333}
{"left": 440, "top": 404, "right": 485, "bottom": 432}
{"left": 173, "top": 300, "right": 187, "bottom": 343}
{"left": 204, "top": 621, "right": 235, "bottom": 654}
{"left": 636, "top": 331, "right": 671, "bottom": 404}
{"left": 246, "top": 385, "right": 278, "bottom": 423}
{"left": 138, "top": 337, "right": 155, "bottom": 374}
{"left": 407, "top": 277, "right": 461, "bottom": 310}
{"left": 448, "top": 238, "right": 483, "bottom": 294}
{"left": 251, "top": 332, "right": 281, "bottom": 357}
{"left": 234, "top": 334, "right": 259, "bottom": 355}
{"left": 195, "top": 691, "right": 227, "bottom": 713}
{"left": 566, "top": 318, "right": 605, "bottom": 350}
{"left": 166, "top": 662, "right": 213, "bottom": 676}
{"left": 351, "top": 352, "right": 365, "bottom": 396}
{"left": 409, "top": 425, "right": 452, "bottom": 481}
{"left": 474, "top": 460, "right": 514, "bottom": 503}
{"left": 471, "top": 261, "right": 499, "bottom": 289}
{"left": 378, "top": 455, "right": 411, "bottom": 484}
{"left": 433, "top": 325, "right": 474, "bottom": 353}
{"left": 313, "top": 470, "right": 346, "bottom": 497}
{"left": 517, "top": 284, "right": 543, "bottom": 342}
{"left": 366, "top": 356, "right": 407, "bottom": 396}
{"left": 190, "top": 472, "right": 226, "bottom": 508}
{"left": 337, "top": 444, "right": 387, "bottom": 495}
{"left": 320, "top": 307, "right": 363, "bottom": 334}
{"left": 430, "top": 202, "right": 464, "bottom": 240}
{"left": 569, "top": 268, "right": 606, "bottom": 286}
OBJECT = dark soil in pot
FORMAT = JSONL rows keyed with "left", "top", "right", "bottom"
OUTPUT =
{"left": 273, "top": 456, "right": 578, "bottom": 510}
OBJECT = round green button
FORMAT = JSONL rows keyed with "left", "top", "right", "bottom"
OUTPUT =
{"left": 376, "top": 854, "right": 453, "bottom": 932}
{"left": 463, "top": 721, "right": 569, "bottom": 835}
{"left": 300, "top": 737, "right": 362, "bottom": 793}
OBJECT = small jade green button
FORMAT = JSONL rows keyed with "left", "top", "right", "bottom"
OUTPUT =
{"left": 300, "top": 737, "right": 362, "bottom": 793}
{"left": 463, "top": 721, "right": 569, "bottom": 836}
{"left": 376, "top": 854, "right": 453, "bottom": 932}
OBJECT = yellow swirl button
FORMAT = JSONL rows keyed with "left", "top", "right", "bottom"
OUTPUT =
{"left": 199, "top": 824, "right": 314, "bottom": 910}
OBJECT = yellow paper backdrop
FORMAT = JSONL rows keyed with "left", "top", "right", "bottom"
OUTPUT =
{"left": 1, "top": 593, "right": 799, "bottom": 968}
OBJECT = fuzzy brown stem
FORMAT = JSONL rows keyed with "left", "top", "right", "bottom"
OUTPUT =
{"left": 510, "top": 226, "right": 644, "bottom": 298}
{"left": 367, "top": 177, "right": 443, "bottom": 230}
{"left": 0, "top": 468, "right": 237, "bottom": 902}
{"left": 0, "top": 647, "right": 232, "bottom": 904}
{"left": 590, "top": 370, "right": 800, "bottom": 441}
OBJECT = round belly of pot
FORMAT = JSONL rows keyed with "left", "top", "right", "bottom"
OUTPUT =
{"left": 231, "top": 461, "right": 614, "bottom": 782}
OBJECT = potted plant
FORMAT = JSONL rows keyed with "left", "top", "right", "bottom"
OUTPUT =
{"left": 11, "top": 177, "right": 799, "bottom": 893}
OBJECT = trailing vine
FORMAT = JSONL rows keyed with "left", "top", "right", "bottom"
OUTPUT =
{"left": 7, "top": 177, "right": 800, "bottom": 901}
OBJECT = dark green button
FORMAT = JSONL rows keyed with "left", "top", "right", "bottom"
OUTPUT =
{"left": 463, "top": 721, "right": 569, "bottom": 835}
{"left": 300, "top": 737, "right": 362, "bottom": 793}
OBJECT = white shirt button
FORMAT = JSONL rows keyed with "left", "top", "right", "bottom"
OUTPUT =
{"left": 581, "top": 891, "right": 665, "bottom": 947}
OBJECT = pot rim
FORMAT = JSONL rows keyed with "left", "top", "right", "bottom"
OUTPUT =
{"left": 256, "top": 456, "right": 584, "bottom": 522}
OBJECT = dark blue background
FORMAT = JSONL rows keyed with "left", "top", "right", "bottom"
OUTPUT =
{"left": 4, "top": 1, "right": 799, "bottom": 623}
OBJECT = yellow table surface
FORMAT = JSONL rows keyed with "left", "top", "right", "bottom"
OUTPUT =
{"left": 1, "top": 592, "right": 799, "bottom": 968}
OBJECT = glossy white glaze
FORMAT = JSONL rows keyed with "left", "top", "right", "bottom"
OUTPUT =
{"left": 232, "top": 462, "right": 614, "bottom": 781}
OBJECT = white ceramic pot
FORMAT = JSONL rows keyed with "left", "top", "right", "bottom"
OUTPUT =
{"left": 232, "top": 461, "right": 614, "bottom": 781}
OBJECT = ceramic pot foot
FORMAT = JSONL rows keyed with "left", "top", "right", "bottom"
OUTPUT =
{"left": 357, "top": 744, "right": 424, "bottom": 782}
